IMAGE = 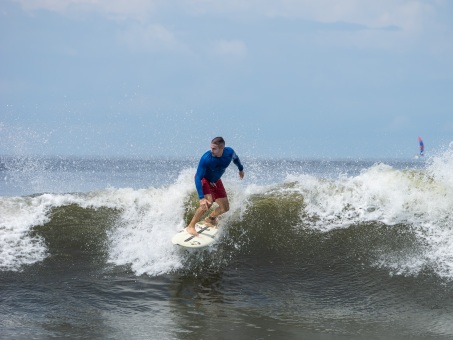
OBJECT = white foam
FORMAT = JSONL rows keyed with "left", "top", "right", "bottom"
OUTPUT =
{"left": 428, "top": 143, "right": 453, "bottom": 188}
{"left": 288, "top": 160, "right": 452, "bottom": 229}
{"left": 2, "top": 147, "right": 453, "bottom": 279}
{"left": 106, "top": 168, "right": 275, "bottom": 276}
{"left": 0, "top": 165, "right": 256, "bottom": 274}
{"left": 0, "top": 187, "right": 168, "bottom": 271}
{"left": 106, "top": 169, "right": 195, "bottom": 275}
{"left": 0, "top": 193, "right": 85, "bottom": 271}
{"left": 286, "top": 145, "right": 453, "bottom": 279}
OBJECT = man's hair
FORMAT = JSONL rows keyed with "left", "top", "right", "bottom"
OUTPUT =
{"left": 211, "top": 136, "right": 225, "bottom": 146}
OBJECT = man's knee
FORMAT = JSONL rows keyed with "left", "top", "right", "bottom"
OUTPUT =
{"left": 216, "top": 198, "right": 229, "bottom": 214}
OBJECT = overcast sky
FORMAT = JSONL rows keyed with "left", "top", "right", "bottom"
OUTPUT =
{"left": 1, "top": 0, "right": 452, "bottom": 159}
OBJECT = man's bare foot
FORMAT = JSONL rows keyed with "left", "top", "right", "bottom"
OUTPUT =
{"left": 204, "top": 216, "right": 218, "bottom": 226}
{"left": 186, "top": 226, "right": 198, "bottom": 236}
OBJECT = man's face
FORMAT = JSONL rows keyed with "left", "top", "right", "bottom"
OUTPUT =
{"left": 210, "top": 143, "right": 224, "bottom": 157}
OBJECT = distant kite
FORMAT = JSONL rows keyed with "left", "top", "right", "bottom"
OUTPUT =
{"left": 418, "top": 136, "right": 424, "bottom": 156}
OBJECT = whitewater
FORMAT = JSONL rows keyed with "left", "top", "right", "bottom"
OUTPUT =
{"left": 2, "top": 145, "right": 453, "bottom": 339}
{"left": 1, "top": 145, "right": 452, "bottom": 279}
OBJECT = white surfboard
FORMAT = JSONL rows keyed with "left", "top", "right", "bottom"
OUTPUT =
{"left": 171, "top": 221, "right": 219, "bottom": 248}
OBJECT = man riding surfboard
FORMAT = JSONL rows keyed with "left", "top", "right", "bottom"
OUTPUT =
{"left": 186, "top": 137, "right": 244, "bottom": 236}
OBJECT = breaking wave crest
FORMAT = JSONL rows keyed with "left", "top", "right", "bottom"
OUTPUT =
{"left": 1, "top": 147, "right": 452, "bottom": 280}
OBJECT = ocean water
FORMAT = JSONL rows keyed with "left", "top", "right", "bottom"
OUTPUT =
{"left": 1, "top": 147, "right": 453, "bottom": 339}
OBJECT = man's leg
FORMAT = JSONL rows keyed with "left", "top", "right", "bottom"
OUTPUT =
{"left": 205, "top": 197, "right": 229, "bottom": 225}
{"left": 187, "top": 194, "right": 213, "bottom": 235}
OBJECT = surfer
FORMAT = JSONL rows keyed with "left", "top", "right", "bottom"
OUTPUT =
{"left": 186, "top": 137, "right": 244, "bottom": 236}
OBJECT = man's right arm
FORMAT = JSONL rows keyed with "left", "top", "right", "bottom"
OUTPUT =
{"left": 195, "top": 157, "right": 206, "bottom": 199}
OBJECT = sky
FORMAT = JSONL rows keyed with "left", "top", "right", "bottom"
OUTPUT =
{"left": 1, "top": 0, "right": 452, "bottom": 160}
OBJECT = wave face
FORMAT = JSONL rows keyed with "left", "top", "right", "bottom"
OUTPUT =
{"left": 1, "top": 147, "right": 452, "bottom": 280}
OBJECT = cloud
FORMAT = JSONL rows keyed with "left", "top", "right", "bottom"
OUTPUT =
{"left": 211, "top": 39, "right": 247, "bottom": 59}
{"left": 13, "top": 0, "right": 159, "bottom": 20}
{"left": 118, "top": 23, "right": 190, "bottom": 54}
{"left": 182, "top": 0, "right": 438, "bottom": 31}
{"left": 283, "top": 0, "right": 443, "bottom": 51}
{"left": 11, "top": 0, "right": 452, "bottom": 52}
{"left": 13, "top": 0, "right": 442, "bottom": 27}
{"left": 387, "top": 115, "right": 411, "bottom": 131}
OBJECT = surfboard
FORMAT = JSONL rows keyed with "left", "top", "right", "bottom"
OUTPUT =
{"left": 171, "top": 221, "right": 219, "bottom": 248}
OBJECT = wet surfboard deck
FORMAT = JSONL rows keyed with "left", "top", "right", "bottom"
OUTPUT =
{"left": 171, "top": 221, "right": 219, "bottom": 248}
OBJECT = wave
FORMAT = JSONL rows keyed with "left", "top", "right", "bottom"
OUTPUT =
{"left": 1, "top": 148, "right": 452, "bottom": 280}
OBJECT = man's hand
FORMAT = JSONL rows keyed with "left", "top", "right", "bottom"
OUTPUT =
{"left": 239, "top": 170, "right": 245, "bottom": 180}
{"left": 200, "top": 198, "right": 211, "bottom": 211}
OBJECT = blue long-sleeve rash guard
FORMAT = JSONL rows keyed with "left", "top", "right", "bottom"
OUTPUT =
{"left": 195, "top": 146, "right": 244, "bottom": 199}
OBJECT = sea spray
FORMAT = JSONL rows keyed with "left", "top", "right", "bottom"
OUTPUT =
{"left": 107, "top": 169, "right": 194, "bottom": 276}
{"left": 283, "top": 149, "right": 453, "bottom": 279}
{"left": 1, "top": 147, "right": 452, "bottom": 280}
{"left": 0, "top": 193, "right": 80, "bottom": 271}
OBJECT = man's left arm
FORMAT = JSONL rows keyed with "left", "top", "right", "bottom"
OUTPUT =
{"left": 232, "top": 151, "right": 244, "bottom": 179}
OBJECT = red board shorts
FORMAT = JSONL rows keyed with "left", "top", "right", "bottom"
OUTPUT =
{"left": 201, "top": 178, "right": 227, "bottom": 201}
